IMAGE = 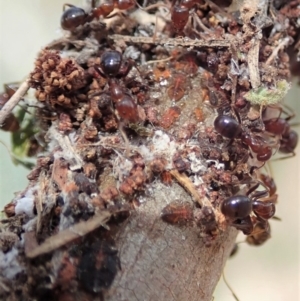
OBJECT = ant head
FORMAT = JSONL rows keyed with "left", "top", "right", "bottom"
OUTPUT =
{"left": 214, "top": 115, "right": 242, "bottom": 139}
{"left": 99, "top": 51, "right": 123, "bottom": 77}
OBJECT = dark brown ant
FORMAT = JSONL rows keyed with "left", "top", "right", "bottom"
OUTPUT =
{"left": 61, "top": 0, "right": 135, "bottom": 31}
{"left": 221, "top": 183, "right": 276, "bottom": 235}
{"left": 93, "top": 50, "right": 140, "bottom": 124}
{"left": 95, "top": 50, "right": 135, "bottom": 79}
{"left": 214, "top": 115, "right": 273, "bottom": 162}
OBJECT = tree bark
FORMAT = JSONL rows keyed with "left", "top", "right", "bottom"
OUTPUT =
{"left": 0, "top": 1, "right": 298, "bottom": 301}
{"left": 106, "top": 181, "right": 237, "bottom": 301}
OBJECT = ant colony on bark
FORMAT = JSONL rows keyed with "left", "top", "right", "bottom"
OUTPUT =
{"left": 0, "top": 1, "right": 298, "bottom": 300}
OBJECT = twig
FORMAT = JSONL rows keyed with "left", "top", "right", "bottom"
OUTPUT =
{"left": 0, "top": 79, "right": 30, "bottom": 126}
{"left": 36, "top": 172, "right": 46, "bottom": 234}
{"left": 26, "top": 210, "right": 111, "bottom": 258}
{"left": 266, "top": 37, "right": 290, "bottom": 65}
{"left": 170, "top": 169, "right": 206, "bottom": 207}
{"left": 48, "top": 126, "right": 83, "bottom": 170}
{"left": 109, "top": 34, "right": 231, "bottom": 48}
{"left": 247, "top": 38, "right": 261, "bottom": 89}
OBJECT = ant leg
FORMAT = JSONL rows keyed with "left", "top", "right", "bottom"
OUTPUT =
{"left": 192, "top": 12, "right": 211, "bottom": 33}
{"left": 134, "top": 1, "right": 169, "bottom": 12}
{"left": 259, "top": 193, "right": 278, "bottom": 204}
{"left": 118, "top": 122, "right": 131, "bottom": 157}
{"left": 271, "top": 152, "right": 296, "bottom": 161}
{"left": 63, "top": 3, "right": 76, "bottom": 11}
{"left": 222, "top": 269, "right": 240, "bottom": 301}
{"left": 245, "top": 182, "right": 260, "bottom": 196}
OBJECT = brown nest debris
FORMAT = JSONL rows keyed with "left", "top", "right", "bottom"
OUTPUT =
{"left": 0, "top": 0, "right": 299, "bottom": 300}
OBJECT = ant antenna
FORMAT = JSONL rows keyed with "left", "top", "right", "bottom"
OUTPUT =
{"left": 222, "top": 269, "right": 240, "bottom": 301}
{"left": 134, "top": 0, "right": 169, "bottom": 12}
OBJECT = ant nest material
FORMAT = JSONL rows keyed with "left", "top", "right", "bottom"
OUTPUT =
{"left": 0, "top": 1, "right": 299, "bottom": 300}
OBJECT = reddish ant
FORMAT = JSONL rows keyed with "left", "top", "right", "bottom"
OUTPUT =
{"left": 61, "top": 0, "right": 135, "bottom": 31}
{"left": 92, "top": 50, "right": 140, "bottom": 124}
{"left": 170, "top": 0, "right": 208, "bottom": 33}
{"left": 263, "top": 106, "right": 298, "bottom": 156}
{"left": 246, "top": 219, "right": 271, "bottom": 246}
{"left": 259, "top": 173, "right": 277, "bottom": 201}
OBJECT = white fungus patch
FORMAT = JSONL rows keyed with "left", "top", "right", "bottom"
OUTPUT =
{"left": 206, "top": 160, "right": 225, "bottom": 170}
{"left": 15, "top": 197, "right": 35, "bottom": 218}
{"left": 192, "top": 175, "right": 204, "bottom": 186}
{"left": 113, "top": 156, "right": 134, "bottom": 181}
{"left": 0, "top": 248, "right": 23, "bottom": 279}
{"left": 137, "top": 130, "right": 179, "bottom": 169}
{"left": 188, "top": 152, "right": 207, "bottom": 173}
{"left": 151, "top": 130, "right": 178, "bottom": 167}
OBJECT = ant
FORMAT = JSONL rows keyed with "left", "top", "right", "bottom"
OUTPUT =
{"left": 61, "top": 0, "right": 135, "bottom": 31}
{"left": 221, "top": 182, "right": 276, "bottom": 235}
{"left": 279, "top": 129, "right": 298, "bottom": 154}
{"left": 170, "top": 0, "right": 208, "bottom": 33}
{"left": 263, "top": 106, "right": 298, "bottom": 156}
{"left": 171, "top": 1, "right": 192, "bottom": 33}
{"left": 214, "top": 115, "right": 273, "bottom": 162}
{"left": 90, "top": 50, "right": 141, "bottom": 154}
{"left": 93, "top": 50, "right": 140, "bottom": 124}
{"left": 246, "top": 219, "right": 271, "bottom": 245}
{"left": 259, "top": 173, "right": 277, "bottom": 201}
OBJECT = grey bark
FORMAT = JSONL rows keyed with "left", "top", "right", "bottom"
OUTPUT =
{"left": 107, "top": 182, "right": 238, "bottom": 301}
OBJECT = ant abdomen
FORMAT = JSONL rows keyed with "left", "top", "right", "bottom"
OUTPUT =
{"left": 264, "top": 118, "right": 289, "bottom": 136}
{"left": 115, "top": 94, "right": 139, "bottom": 123}
{"left": 61, "top": 6, "right": 87, "bottom": 30}
{"left": 252, "top": 200, "right": 276, "bottom": 220}
{"left": 171, "top": 5, "right": 190, "bottom": 32}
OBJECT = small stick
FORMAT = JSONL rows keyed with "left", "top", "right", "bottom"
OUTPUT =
{"left": 109, "top": 34, "right": 231, "bottom": 48}
{"left": 265, "top": 37, "right": 290, "bottom": 65}
{"left": 170, "top": 169, "right": 207, "bottom": 207}
{"left": 247, "top": 38, "right": 261, "bottom": 89}
{"left": 26, "top": 210, "right": 111, "bottom": 258}
{"left": 0, "top": 79, "right": 30, "bottom": 126}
